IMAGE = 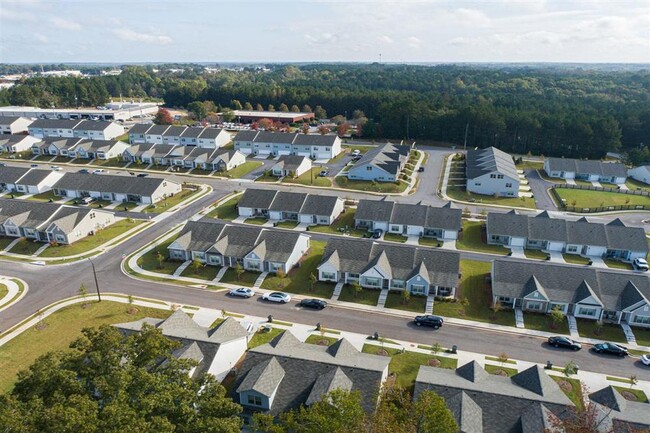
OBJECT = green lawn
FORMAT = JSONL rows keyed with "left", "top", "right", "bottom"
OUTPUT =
{"left": 384, "top": 292, "right": 427, "bottom": 313}
{"left": 248, "top": 327, "right": 283, "bottom": 349}
{"left": 94, "top": 158, "right": 130, "bottom": 168}
{"left": 88, "top": 199, "right": 113, "bottom": 209}
{"left": 515, "top": 161, "right": 544, "bottom": 170}
{"left": 625, "top": 178, "right": 650, "bottom": 193}
{"left": 383, "top": 233, "right": 407, "bottom": 243}
{"left": 305, "top": 334, "right": 340, "bottom": 346}
{"left": 361, "top": 344, "right": 457, "bottom": 390}
{"left": 0, "top": 237, "right": 16, "bottom": 251}
{"left": 562, "top": 254, "right": 591, "bottom": 265}
{"left": 244, "top": 217, "right": 267, "bottom": 225}
{"left": 26, "top": 190, "right": 60, "bottom": 202}
{"left": 633, "top": 328, "right": 650, "bottom": 347}
{"left": 307, "top": 210, "right": 364, "bottom": 237}
{"left": 220, "top": 268, "right": 260, "bottom": 287}
{"left": 274, "top": 220, "right": 299, "bottom": 229}
{"left": 604, "top": 259, "right": 633, "bottom": 270}
{"left": 550, "top": 376, "right": 584, "bottom": 408}
{"left": 338, "top": 285, "right": 381, "bottom": 306}
{"left": 0, "top": 284, "right": 8, "bottom": 303}
{"left": 254, "top": 171, "right": 280, "bottom": 183}
{"left": 524, "top": 313, "right": 569, "bottom": 334}
{"left": 8, "top": 239, "right": 43, "bottom": 255}
{"left": 613, "top": 386, "right": 648, "bottom": 403}
{"left": 432, "top": 260, "right": 515, "bottom": 326}
{"left": 334, "top": 176, "right": 408, "bottom": 194}
{"left": 136, "top": 239, "right": 182, "bottom": 275}
{"left": 0, "top": 301, "right": 170, "bottom": 394}
{"left": 446, "top": 185, "right": 536, "bottom": 208}
{"left": 143, "top": 188, "right": 200, "bottom": 214}
{"left": 261, "top": 241, "right": 335, "bottom": 299}
{"left": 576, "top": 319, "right": 627, "bottom": 343}
{"left": 484, "top": 364, "right": 518, "bottom": 376}
{"left": 456, "top": 221, "right": 509, "bottom": 255}
{"left": 418, "top": 237, "right": 442, "bottom": 248}
{"left": 180, "top": 264, "right": 220, "bottom": 281}
{"left": 524, "top": 249, "right": 549, "bottom": 260}
{"left": 222, "top": 161, "right": 263, "bottom": 179}
{"left": 33, "top": 155, "right": 55, "bottom": 162}
{"left": 207, "top": 196, "right": 240, "bottom": 220}
{"left": 50, "top": 156, "right": 72, "bottom": 163}
{"left": 282, "top": 167, "right": 332, "bottom": 187}
{"left": 39, "top": 220, "right": 145, "bottom": 258}
{"left": 70, "top": 158, "right": 92, "bottom": 165}
{"left": 555, "top": 188, "right": 650, "bottom": 208}
{"left": 148, "top": 164, "right": 170, "bottom": 172}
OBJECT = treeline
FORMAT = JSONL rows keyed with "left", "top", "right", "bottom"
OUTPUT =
{"left": 1, "top": 64, "right": 649, "bottom": 160}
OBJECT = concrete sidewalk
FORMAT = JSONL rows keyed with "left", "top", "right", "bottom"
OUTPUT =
{"left": 0, "top": 276, "right": 27, "bottom": 313}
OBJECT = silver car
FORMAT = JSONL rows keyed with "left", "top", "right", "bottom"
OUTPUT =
{"left": 228, "top": 287, "right": 255, "bottom": 298}
{"left": 262, "top": 292, "right": 292, "bottom": 304}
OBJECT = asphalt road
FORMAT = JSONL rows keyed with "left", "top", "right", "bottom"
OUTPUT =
{"left": 1, "top": 148, "right": 649, "bottom": 381}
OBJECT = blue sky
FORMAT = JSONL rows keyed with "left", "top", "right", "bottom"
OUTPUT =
{"left": 1, "top": 0, "right": 648, "bottom": 63}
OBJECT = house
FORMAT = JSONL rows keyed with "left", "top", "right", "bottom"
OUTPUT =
{"left": 0, "top": 198, "right": 115, "bottom": 244}
{"left": 544, "top": 158, "right": 628, "bottom": 184}
{"left": 196, "top": 127, "right": 231, "bottom": 148}
{"left": 68, "top": 139, "right": 130, "bottom": 160}
{"left": 233, "top": 131, "right": 341, "bottom": 159}
{"left": 0, "top": 166, "right": 31, "bottom": 191}
{"left": 72, "top": 120, "right": 125, "bottom": 141}
{"left": 237, "top": 188, "right": 345, "bottom": 225}
{"left": 487, "top": 211, "right": 648, "bottom": 262}
{"left": 147, "top": 144, "right": 178, "bottom": 165}
{"left": 491, "top": 259, "right": 650, "bottom": 327}
{"left": 39, "top": 137, "right": 84, "bottom": 157}
{"left": 167, "top": 219, "right": 310, "bottom": 274}
{"left": 166, "top": 145, "right": 195, "bottom": 167}
{"left": 347, "top": 143, "right": 410, "bottom": 182}
{"left": 414, "top": 361, "right": 573, "bottom": 433}
{"left": 587, "top": 386, "right": 650, "bottom": 432}
{"left": 354, "top": 199, "right": 462, "bottom": 240}
{"left": 271, "top": 155, "right": 312, "bottom": 177}
{"left": 162, "top": 126, "right": 187, "bottom": 146}
{"left": 115, "top": 309, "right": 249, "bottom": 382}
{"left": 127, "top": 123, "right": 153, "bottom": 144}
{"left": 12, "top": 168, "right": 64, "bottom": 194}
{"left": 317, "top": 238, "right": 460, "bottom": 297}
{"left": 0, "top": 135, "right": 40, "bottom": 154}
{"left": 28, "top": 119, "right": 83, "bottom": 138}
{"left": 232, "top": 330, "right": 389, "bottom": 422}
{"left": 0, "top": 116, "right": 33, "bottom": 135}
{"left": 144, "top": 124, "right": 171, "bottom": 144}
{"left": 628, "top": 165, "right": 650, "bottom": 185}
{"left": 208, "top": 149, "right": 246, "bottom": 172}
{"left": 466, "top": 147, "right": 519, "bottom": 197}
{"left": 122, "top": 142, "right": 157, "bottom": 163}
{"left": 52, "top": 173, "right": 182, "bottom": 204}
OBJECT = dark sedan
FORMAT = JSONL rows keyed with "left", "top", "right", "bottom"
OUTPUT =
{"left": 547, "top": 336, "right": 582, "bottom": 351}
{"left": 298, "top": 299, "right": 328, "bottom": 310}
{"left": 413, "top": 315, "right": 444, "bottom": 329}
{"left": 592, "top": 342, "right": 628, "bottom": 357}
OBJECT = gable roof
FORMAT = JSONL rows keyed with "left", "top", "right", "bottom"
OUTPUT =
{"left": 546, "top": 157, "right": 627, "bottom": 178}
{"left": 238, "top": 188, "right": 342, "bottom": 217}
{"left": 0, "top": 198, "right": 96, "bottom": 232}
{"left": 128, "top": 123, "right": 153, "bottom": 135}
{"left": 170, "top": 219, "right": 226, "bottom": 251}
{"left": 273, "top": 155, "right": 309, "bottom": 172}
{"left": 29, "top": 119, "right": 83, "bottom": 130}
{"left": 466, "top": 147, "right": 518, "bottom": 180}
{"left": 292, "top": 134, "right": 338, "bottom": 147}
{"left": 588, "top": 386, "right": 650, "bottom": 429}
{"left": 14, "top": 168, "right": 55, "bottom": 186}
{"left": 0, "top": 166, "right": 30, "bottom": 184}
{"left": 198, "top": 127, "right": 226, "bottom": 139}
{"left": 52, "top": 172, "right": 179, "bottom": 196}
{"left": 238, "top": 188, "right": 278, "bottom": 209}
{"left": 236, "top": 357, "right": 285, "bottom": 396}
{"left": 355, "top": 198, "right": 462, "bottom": 231}
{"left": 73, "top": 120, "right": 117, "bottom": 132}
{"left": 146, "top": 124, "right": 171, "bottom": 135}
{"left": 352, "top": 142, "right": 409, "bottom": 176}
{"left": 268, "top": 191, "right": 307, "bottom": 213}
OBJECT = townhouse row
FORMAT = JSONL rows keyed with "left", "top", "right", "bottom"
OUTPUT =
{"left": 347, "top": 142, "right": 411, "bottom": 182}
{"left": 234, "top": 130, "right": 341, "bottom": 160}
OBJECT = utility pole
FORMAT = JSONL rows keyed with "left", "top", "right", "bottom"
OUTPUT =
{"left": 463, "top": 122, "right": 469, "bottom": 150}
{"left": 88, "top": 258, "right": 102, "bottom": 302}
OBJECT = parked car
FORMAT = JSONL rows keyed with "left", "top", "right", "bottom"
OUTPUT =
{"left": 50, "top": 165, "right": 62, "bottom": 171}
{"left": 633, "top": 258, "right": 649, "bottom": 271}
{"left": 137, "top": 173, "right": 149, "bottom": 178}
{"left": 413, "top": 315, "right": 444, "bottom": 329}
{"left": 30, "top": 164, "right": 38, "bottom": 168}
{"left": 418, "top": 167, "right": 425, "bottom": 173}
{"left": 262, "top": 292, "right": 292, "bottom": 304}
{"left": 319, "top": 169, "right": 330, "bottom": 176}
{"left": 0, "top": 162, "right": 5, "bottom": 167}
{"left": 351, "top": 149, "right": 361, "bottom": 157}
{"left": 592, "top": 342, "right": 628, "bottom": 357}
{"left": 298, "top": 299, "right": 327, "bottom": 310}
{"left": 92, "top": 169, "right": 106, "bottom": 174}
{"left": 228, "top": 287, "right": 255, "bottom": 298}
{"left": 547, "top": 336, "right": 581, "bottom": 351}
{"left": 641, "top": 354, "right": 650, "bottom": 366}
{"left": 372, "top": 229, "right": 383, "bottom": 239}
{"left": 80, "top": 197, "right": 96, "bottom": 205}
{"left": 78, "top": 169, "right": 90, "bottom": 174}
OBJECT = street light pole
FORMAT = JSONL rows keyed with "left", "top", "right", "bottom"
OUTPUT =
{"left": 88, "top": 258, "right": 102, "bottom": 302}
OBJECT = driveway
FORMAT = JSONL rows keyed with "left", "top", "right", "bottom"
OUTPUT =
{"left": 525, "top": 169, "right": 557, "bottom": 211}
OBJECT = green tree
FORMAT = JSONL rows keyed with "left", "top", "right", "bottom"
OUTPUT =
{"left": 5, "top": 325, "right": 242, "bottom": 432}
{"left": 401, "top": 289, "right": 410, "bottom": 305}
{"left": 156, "top": 251, "right": 165, "bottom": 269}
{"left": 412, "top": 390, "right": 458, "bottom": 433}
{"left": 290, "top": 105, "right": 300, "bottom": 113}
{"left": 267, "top": 104, "right": 275, "bottom": 112}
{"left": 235, "top": 263, "right": 244, "bottom": 281}
{"left": 244, "top": 101, "right": 254, "bottom": 111}
{"left": 191, "top": 258, "right": 203, "bottom": 274}
{"left": 221, "top": 108, "right": 236, "bottom": 122}
{"left": 301, "top": 104, "right": 312, "bottom": 113}
{"left": 309, "top": 273, "right": 317, "bottom": 292}
{"left": 314, "top": 105, "right": 327, "bottom": 119}
{"left": 188, "top": 100, "right": 208, "bottom": 120}
{"left": 231, "top": 99, "right": 243, "bottom": 110}
{"left": 430, "top": 342, "right": 442, "bottom": 356}
{"left": 549, "top": 305, "right": 565, "bottom": 329}
{"left": 563, "top": 360, "right": 578, "bottom": 377}
{"left": 255, "top": 103, "right": 264, "bottom": 111}
{"left": 351, "top": 281, "right": 362, "bottom": 299}
{"left": 279, "top": 389, "right": 365, "bottom": 433}
{"left": 279, "top": 103, "right": 289, "bottom": 112}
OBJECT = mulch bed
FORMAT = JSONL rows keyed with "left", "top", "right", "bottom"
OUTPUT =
{"left": 619, "top": 390, "right": 638, "bottom": 401}
{"left": 428, "top": 359, "right": 441, "bottom": 367}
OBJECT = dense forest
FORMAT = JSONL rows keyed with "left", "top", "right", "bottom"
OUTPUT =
{"left": 1, "top": 64, "right": 649, "bottom": 160}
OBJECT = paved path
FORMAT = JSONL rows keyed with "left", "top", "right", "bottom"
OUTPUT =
{"left": 377, "top": 289, "right": 388, "bottom": 308}
{"left": 331, "top": 282, "right": 344, "bottom": 301}
{"left": 173, "top": 260, "right": 191, "bottom": 276}
{"left": 0, "top": 277, "right": 26, "bottom": 313}
{"left": 514, "top": 309, "right": 525, "bottom": 329}
{"left": 567, "top": 316, "right": 580, "bottom": 338}
{"left": 253, "top": 272, "right": 268, "bottom": 289}
{"left": 213, "top": 267, "right": 228, "bottom": 282}
{"left": 425, "top": 295, "right": 434, "bottom": 314}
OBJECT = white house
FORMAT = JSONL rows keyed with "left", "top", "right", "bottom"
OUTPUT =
{"left": 628, "top": 165, "right": 650, "bottom": 185}
{"left": 144, "top": 125, "right": 170, "bottom": 144}
{"left": 68, "top": 140, "right": 130, "bottom": 160}
{"left": 271, "top": 155, "right": 312, "bottom": 177}
{"left": 347, "top": 143, "right": 410, "bottom": 182}
{"left": 233, "top": 130, "right": 341, "bottom": 159}
{"left": 0, "top": 116, "right": 33, "bottom": 135}
{"left": 0, "top": 135, "right": 40, "bottom": 154}
{"left": 13, "top": 168, "right": 64, "bottom": 194}
{"left": 466, "top": 147, "right": 520, "bottom": 197}
{"left": 72, "top": 120, "right": 125, "bottom": 141}
{"left": 28, "top": 119, "right": 82, "bottom": 138}
{"left": 207, "top": 149, "right": 246, "bottom": 172}
{"left": 544, "top": 158, "right": 627, "bottom": 184}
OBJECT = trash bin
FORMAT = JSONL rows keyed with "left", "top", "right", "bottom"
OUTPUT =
{"left": 546, "top": 360, "right": 553, "bottom": 370}
{"left": 451, "top": 345, "right": 457, "bottom": 354}
{"left": 373, "top": 332, "right": 380, "bottom": 340}
{"left": 316, "top": 322, "right": 321, "bottom": 331}
{"left": 267, "top": 315, "right": 273, "bottom": 323}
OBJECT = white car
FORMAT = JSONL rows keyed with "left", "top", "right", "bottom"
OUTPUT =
{"left": 642, "top": 354, "right": 650, "bottom": 366}
{"left": 262, "top": 292, "right": 291, "bottom": 304}
{"left": 228, "top": 287, "right": 255, "bottom": 298}
{"left": 351, "top": 149, "right": 361, "bottom": 156}
{"left": 633, "top": 258, "right": 648, "bottom": 271}
{"left": 50, "top": 165, "right": 62, "bottom": 171}
{"left": 92, "top": 169, "right": 107, "bottom": 174}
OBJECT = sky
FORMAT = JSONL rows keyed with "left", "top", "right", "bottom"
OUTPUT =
{"left": 0, "top": 0, "right": 649, "bottom": 64}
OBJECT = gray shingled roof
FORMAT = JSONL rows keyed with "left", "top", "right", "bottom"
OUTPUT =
{"left": 238, "top": 188, "right": 278, "bottom": 209}
{"left": 273, "top": 155, "right": 309, "bottom": 172}
{"left": 170, "top": 219, "right": 226, "bottom": 251}
{"left": 354, "top": 198, "right": 395, "bottom": 222}
{"left": 41, "top": 137, "right": 83, "bottom": 150}
{"left": 239, "top": 188, "right": 341, "bottom": 217}
{"left": 268, "top": 191, "right": 307, "bottom": 213}
{"left": 30, "top": 119, "right": 82, "bottom": 130}
{"left": 305, "top": 367, "right": 353, "bottom": 406}
{"left": 546, "top": 157, "right": 628, "bottom": 178}
{"left": 589, "top": 386, "right": 650, "bottom": 429}
{"left": 162, "top": 125, "right": 186, "bottom": 137}
{"left": 15, "top": 168, "right": 55, "bottom": 185}
{"left": 355, "top": 199, "right": 462, "bottom": 231}
{"left": 0, "top": 116, "right": 23, "bottom": 126}
{"left": 320, "top": 238, "right": 460, "bottom": 288}
{"left": 300, "top": 194, "right": 341, "bottom": 217}
{"left": 253, "top": 131, "right": 298, "bottom": 144}
{"left": 0, "top": 198, "right": 94, "bottom": 231}
{"left": 446, "top": 391, "right": 483, "bottom": 433}
{"left": 234, "top": 130, "right": 259, "bottom": 142}
{"left": 198, "top": 127, "right": 225, "bottom": 139}
{"left": 73, "top": 120, "right": 116, "bottom": 131}
{"left": 0, "top": 135, "right": 33, "bottom": 147}
{"left": 128, "top": 123, "right": 153, "bottom": 135}
{"left": 353, "top": 143, "right": 409, "bottom": 176}
{"left": 487, "top": 212, "right": 648, "bottom": 253}
{"left": 125, "top": 142, "right": 156, "bottom": 157}
{"left": 52, "top": 172, "right": 178, "bottom": 196}
{"left": 146, "top": 124, "right": 170, "bottom": 135}
{"left": 466, "top": 147, "right": 518, "bottom": 180}
{"left": 180, "top": 127, "right": 204, "bottom": 138}
{"left": 492, "top": 260, "right": 650, "bottom": 311}
{"left": 236, "top": 357, "right": 286, "bottom": 396}
{"left": 292, "top": 134, "right": 338, "bottom": 146}
{"left": 0, "top": 166, "right": 30, "bottom": 184}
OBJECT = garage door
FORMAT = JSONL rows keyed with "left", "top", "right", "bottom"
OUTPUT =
{"left": 277, "top": 150, "right": 291, "bottom": 156}
{"left": 296, "top": 151, "right": 311, "bottom": 157}
{"left": 315, "top": 151, "right": 331, "bottom": 160}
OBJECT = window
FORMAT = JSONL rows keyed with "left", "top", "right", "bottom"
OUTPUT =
{"left": 363, "top": 277, "right": 382, "bottom": 287}
{"left": 55, "top": 234, "right": 66, "bottom": 243}
{"left": 578, "top": 307, "right": 596, "bottom": 317}
{"left": 411, "top": 285, "right": 426, "bottom": 295}
{"left": 366, "top": 166, "right": 372, "bottom": 171}
{"left": 526, "top": 301, "right": 543, "bottom": 311}
{"left": 247, "top": 395, "right": 262, "bottom": 406}
{"left": 390, "top": 225, "right": 400, "bottom": 232}
{"left": 497, "top": 174, "right": 504, "bottom": 179}
{"left": 6, "top": 228, "right": 18, "bottom": 235}
{"left": 322, "top": 272, "right": 336, "bottom": 280}
{"left": 498, "top": 296, "right": 511, "bottom": 303}
{"left": 490, "top": 174, "right": 496, "bottom": 179}
{"left": 348, "top": 273, "right": 359, "bottom": 280}
{"left": 633, "top": 315, "right": 650, "bottom": 325}
{"left": 391, "top": 280, "right": 405, "bottom": 289}
{"left": 505, "top": 183, "right": 512, "bottom": 188}
{"left": 474, "top": 182, "right": 481, "bottom": 186}
{"left": 567, "top": 246, "right": 578, "bottom": 253}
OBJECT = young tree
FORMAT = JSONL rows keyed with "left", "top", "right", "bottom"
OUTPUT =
{"left": 255, "top": 103, "right": 264, "bottom": 111}
{"left": 301, "top": 123, "right": 310, "bottom": 134}
{"left": 629, "top": 374, "right": 638, "bottom": 389}
{"left": 78, "top": 283, "right": 88, "bottom": 306}
{"left": 309, "top": 273, "right": 317, "bottom": 292}
{"left": 318, "top": 125, "right": 330, "bottom": 135}
{"left": 563, "top": 360, "right": 578, "bottom": 377}
{"left": 314, "top": 105, "right": 327, "bottom": 119}
{"left": 275, "top": 268, "right": 286, "bottom": 279}
{"left": 301, "top": 104, "right": 312, "bottom": 113}
{"left": 290, "top": 104, "right": 300, "bottom": 113}
{"left": 191, "top": 258, "right": 203, "bottom": 274}
{"left": 267, "top": 104, "right": 275, "bottom": 112}
{"left": 497, "top": 352, "right": 509, "bottom": 366}
{"left": 412, "top": 390, "right": 458, "bottom": 433}
{"left": 235, "top": 263, "right": 244, "bottom": 282}
{"left": 231, "top": 99, "right": 243, "bottom": 110}
{"left": 221, "top": 108, "right": 236, "bottom": 122}
{"left": 351, "top": 281, "right": 362, "bottom": 299}
{"left": 6, "top": 325, "right": 243, "bottom": 432}
{"left": 258, "top": 118, "right": 274, "bottom": 130}
{"left": 154, "top": 108, "right": 173, "bottom": 125}
{"left": 156, "top": 251, "right": 165, "bottom": 269}
{"left": 430, "top": 342, "right": 442, "bottom": 356}
{"left": 401, "top": 289, "right": 410, "bottom": 305}
{"left": 337, "top": 122, "right": 349, "bottom": 137}
{"left": 279, "top": 103, "right": 289, "bottom": 112}
{"left": 550, "top": 305, "right": 565, "bottom": 329}
{"left": 279, "top": 389, "right": 365, "bottom": 433}
{"left": 243, "top": 101, "right": 253, "bottom": 111}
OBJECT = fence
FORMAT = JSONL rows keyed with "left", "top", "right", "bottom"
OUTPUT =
{"left": 554, "top": 183, "right": 650, "bottom": 197}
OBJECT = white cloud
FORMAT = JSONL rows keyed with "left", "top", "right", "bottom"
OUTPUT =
{"left": 453, "top": 8, "right": 492, "bottom": 28}
{"left": 378, "top": 35, "right": 394, "bottom": 44}
{"left": 49, "top": 17, "right": 82, "bottom": 31}
{"left": 304, "top": 32, "right": 339, "bottom": 45}
{"left": 34, "top": 33, "right": 49, "bottom": 43}
{"left": 406, "top": 36, "right": 421, "bottom": 49}
{"left": 112, "top": 29, "right": 173, "bottom": 45}
{"left": 0, "top": 7, "right": 36, "bottom": 21}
